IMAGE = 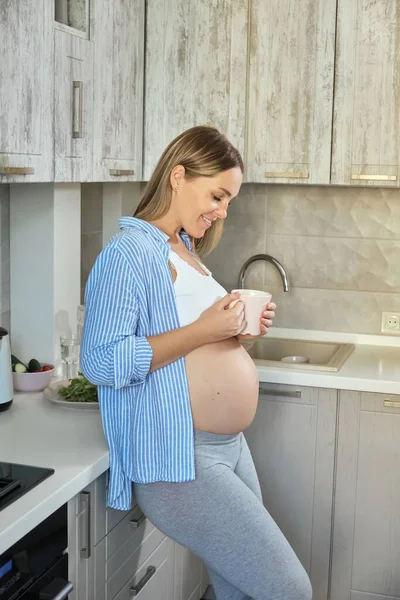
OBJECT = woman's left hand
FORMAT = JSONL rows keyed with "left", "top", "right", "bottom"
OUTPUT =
{"left": 236, "top": 302, "right": 276, "bottom": 341}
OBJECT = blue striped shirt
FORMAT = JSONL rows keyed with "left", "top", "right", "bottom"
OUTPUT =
{"left": 81, "top": 217, "right": 195, "bottom": 510}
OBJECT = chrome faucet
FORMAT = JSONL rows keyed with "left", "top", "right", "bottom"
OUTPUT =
{"left": 237, "top": 254, "right": 290, "bottom": 291}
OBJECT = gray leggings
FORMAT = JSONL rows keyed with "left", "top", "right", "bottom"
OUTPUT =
{"left": 134, "top": 430, "right": 312, "bottom": 600}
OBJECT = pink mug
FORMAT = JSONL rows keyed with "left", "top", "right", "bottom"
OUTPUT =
{"left": 230, "top": 289, "right": 272, "bottom": 336}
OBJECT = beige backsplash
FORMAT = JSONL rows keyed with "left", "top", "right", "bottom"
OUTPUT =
{"left": 206, "top": 184, "right": 400, "bottom": 335}
{"left": 81, "top": 183, "right": 103, "bottom": 302}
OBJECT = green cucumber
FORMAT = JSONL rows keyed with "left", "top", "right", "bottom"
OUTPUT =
{"left": 11, "top": 354, "right": 25, "bottom": 366}
{"left": 28, "top": 358, "right": 41, "bottom": 373}
{"left": 14, "top": 362, "right": 28, "bottom": 373}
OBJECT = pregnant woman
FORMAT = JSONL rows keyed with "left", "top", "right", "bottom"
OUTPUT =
{"left": 81, "top": 126, "right": 312, "bottom": 600}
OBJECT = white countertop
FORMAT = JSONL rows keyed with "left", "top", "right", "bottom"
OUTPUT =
{"left": 0, "top": 392, "right": 109, "bottom": 555}
{"left": 0, "top": 328, "right": 399, "bottom": 554}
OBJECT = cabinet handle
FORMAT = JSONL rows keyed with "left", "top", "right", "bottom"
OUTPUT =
{"left": 79, "top": 491, "right": 91, "bottom": 559}
{"left": 129, "top": 566, "right": 156, "bottom": 598}
{"left": 384, "top": 400, "right": 400, "bottom": 408}
{"left": 40, "top": 580, "right": 74, "bottom": 600}
{"left": 259, "top": 388, "right": 302, "bottom": 399}
{"left": 109, "top": 169, "right": 135, "bottom": 176}
{"left": 351, "top": 174, "right": 397, "bottom": 181}
{"left": 129, "top": 512, "right": 146, "bottom": 529}
{"left": 72, "top": 81, "right": 83, "bottom": 139}
{"left": 0, "top": 167, "right": 35, "bottom": 175}
{"left": 264, "top": 171, "right": 309, "bottom": 179}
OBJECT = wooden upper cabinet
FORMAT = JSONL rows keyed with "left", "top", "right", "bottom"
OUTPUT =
{"left": 332, "top": 1, "right": 400, "bottom": 187}
{"left": 91, "top": 0, "right": 145, "bottom": 182}
{"left": 0, "top": 1, "right": 53, "bottom": 182}
{"left": 246, "top": 0, "right": 336, "bottom": 184}
{"left": 54, "top": 31, "right": 94, "bottom": 182}
{"left": 144, "top": 0, "right": 248, "bottom": 180}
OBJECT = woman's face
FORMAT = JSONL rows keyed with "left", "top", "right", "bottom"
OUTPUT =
{"left": 172, "top": 166, "right": 243, "bottom": 238}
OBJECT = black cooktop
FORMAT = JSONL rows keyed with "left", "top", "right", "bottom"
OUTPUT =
{"left": 0, "top": 462, "right": 55, "bottom": 512}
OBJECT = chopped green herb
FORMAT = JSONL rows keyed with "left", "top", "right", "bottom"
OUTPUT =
{"left": 58, "top": 373, "right": 98, "bottom": 403}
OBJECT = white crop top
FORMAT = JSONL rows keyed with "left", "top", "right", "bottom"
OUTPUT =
{"left": 169, "top": 250, "right": 228, "bottom": 327}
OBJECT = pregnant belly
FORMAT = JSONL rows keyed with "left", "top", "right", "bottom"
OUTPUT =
{"left": 185, "top": 337, "right": 259, "bottom": 434}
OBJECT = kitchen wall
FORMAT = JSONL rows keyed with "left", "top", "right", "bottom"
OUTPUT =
{"left": 206, "top": 184, "right": 400, "bottom": 335}
{"left": 80, "top": 183, "right": 142, "bottom": 301}
{"left": 0, "top": 186, "right": 10, "bottom": 333}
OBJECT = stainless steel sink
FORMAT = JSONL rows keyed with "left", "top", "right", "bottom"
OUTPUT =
{"left": 243, "top": 337, "right": 355, "bottom": 372}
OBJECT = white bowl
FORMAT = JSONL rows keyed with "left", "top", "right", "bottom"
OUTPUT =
{"left": 280, "top": 355, "right": 310, "bottom": 364}
{"left": 13, "top": 363, "right": 55, "bottom": 393}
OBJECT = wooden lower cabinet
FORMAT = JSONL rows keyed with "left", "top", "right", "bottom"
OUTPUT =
{"left": 68, "top": 474, "right": 205, "bottom": 600}
{"left": 245, "top": 383, "right": 337, "bottom": 600}
{"left": 330, "top": 391, "right": 400, "bottom": 600}
{"left": 68, "top": 482, "right": 96, "bottom": 600}
{"left": 174, "top": 543, "right": 208, "bottom": 600}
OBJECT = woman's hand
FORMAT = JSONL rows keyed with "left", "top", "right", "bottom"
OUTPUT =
{"left": 195, "top": 292, "right": 247, "bottom": 342}
{"left": 236, "top": 302, "right": 276, "bottom": 341}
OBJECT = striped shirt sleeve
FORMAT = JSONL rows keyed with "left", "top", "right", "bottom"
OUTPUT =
{"left": 81, "top": 246, "right": 153, "bottom": 389}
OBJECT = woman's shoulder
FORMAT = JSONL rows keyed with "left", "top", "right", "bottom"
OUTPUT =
{"left": 103, "top": 227, "right": 161, "bottom": 269}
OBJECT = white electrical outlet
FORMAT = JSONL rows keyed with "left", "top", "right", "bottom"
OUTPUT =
{"left": 381, "top": 312, "right": 400, "bottom": 334}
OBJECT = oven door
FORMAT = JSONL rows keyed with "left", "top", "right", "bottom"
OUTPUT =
{"left": 18, "top": 554, "right": 72, "bottom": 600}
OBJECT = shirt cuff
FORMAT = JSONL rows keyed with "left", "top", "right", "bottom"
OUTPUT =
{"left": 113, "top": 334, "right": 153, "bottom": 389}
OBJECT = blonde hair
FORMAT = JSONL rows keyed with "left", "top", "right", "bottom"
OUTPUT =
{"left": 134, "top": 126, "right": 244, "bottom": 256}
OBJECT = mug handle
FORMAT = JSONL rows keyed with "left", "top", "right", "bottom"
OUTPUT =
{"left": 228, "top": 298, "right": 242, "bottom": 309}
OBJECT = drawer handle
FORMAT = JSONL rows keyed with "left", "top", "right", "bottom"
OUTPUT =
{"left": 129, "top": 566, "right": 156, "bottom": 597}
{"left": 0, "top": 167, "right": 35, "bottom": 175}
{"left": 79, "top": 491, "right": 91, "bottom": 559}
{"left": 265, "top": 171, "right": 309, "bottom": 179}
{"left": 129, "top": 512, "right": 146, "bottom": 529}
{"left": 40, "top": 580, "right": 74, "bottom": 600}
{"left": 109, "top": 169, "right": 135, "bottom": 176}
{"left": 259, "top": 388, "right": 302, "bottom": 399}
{"left": 384, "top": 400, "right": 400, "bottom": 408}
{"left": 351, "top": 174, "right": 397, "bottom": 181}
{"left": 72, "top": 80, "right": 83, "bottom": 139}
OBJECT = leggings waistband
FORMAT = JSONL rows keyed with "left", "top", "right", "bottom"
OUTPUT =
{"left": 193, "top": 429, "right": 242, "bottom": 444}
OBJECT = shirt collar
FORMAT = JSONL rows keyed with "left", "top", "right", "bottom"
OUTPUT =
{"left": 119, "top": 217, "right": 193, "bottom": 252}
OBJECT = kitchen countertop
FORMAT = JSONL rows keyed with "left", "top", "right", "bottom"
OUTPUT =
{"left": 0, "top": 392, "right": 109, "bottom": 555}
{"left": 0, "top": 328, "right": 399, "bottom": 554}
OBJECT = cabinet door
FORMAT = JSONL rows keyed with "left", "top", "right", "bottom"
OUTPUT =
{"left": 54, "top": 30, "right": 93, "bottom": 182}
{"left": 330, "top": 391, "right": 400, "bottom": 600}
{"left": 332, "top": 1, "right": 400, "bottom": 187}
{"left": 0, "top": 0, "right": 53, "bottom": 182}
{"left": 244, "top": 384, "right": 337, "bottom": 600}
{"left": 246, "top": 0, "right": 336, "bottom": 184}
{"left": 144, "top": 0, "right": 248, "bottom": 180}
{"left": 174, "top": 543, "right": 203, "bottom": 600}
{"left": 91, "top": 0, "right": 144, "bottom": 182}
{"left": 68, "top": 483, "right": 96, "bottom": 600}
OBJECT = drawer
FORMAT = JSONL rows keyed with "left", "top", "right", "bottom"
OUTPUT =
{"left": 106, "top": 523, "right": 166, "bottom": 599}
{"left": 112, "top": 536, "right": 174, "bottom": 600}
{"left": 361, "top": 392, "right": 400, "bottom": 414}
{"left": 106, "top": 490, "right": 138, "bottom": 534}
{"left": 106, "top": 505, "right": 153, "bottom": 575}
